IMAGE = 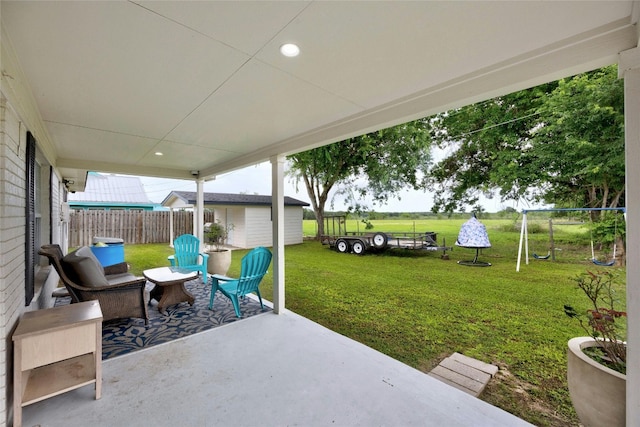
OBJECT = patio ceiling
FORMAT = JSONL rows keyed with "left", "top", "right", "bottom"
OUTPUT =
{"left": 1, "top": 1, "right": 636, "bottom": 191}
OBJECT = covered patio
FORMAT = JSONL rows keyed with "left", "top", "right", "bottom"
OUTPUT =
{"left": 2, "top": 2, "right": 640, "bottom": 425}
{"left": 21, "top": 309, "right": 531, "bottom": 426}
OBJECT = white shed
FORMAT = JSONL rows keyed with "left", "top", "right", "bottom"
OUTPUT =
{"left": 161, "top": 191, "right": 309, "bottom": 249}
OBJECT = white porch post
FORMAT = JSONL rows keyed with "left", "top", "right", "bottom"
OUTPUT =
{"left": 619, "top": 47, "right": 640, "bottom": 424}
{"left": 271, "top": 154, "right": 285, "bottom": 314}
{"left": 169, "top": 207, "right": 175, "bottom": 247}
{"left": 516, "top": 211, "right": 527, "bottom": 272}
{"left": 195, "top": 179, "right": 205, "bottom": 249}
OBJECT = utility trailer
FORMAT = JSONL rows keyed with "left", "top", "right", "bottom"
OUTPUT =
{"left": 320, "top": 215, "right": 452, "bottom": 255}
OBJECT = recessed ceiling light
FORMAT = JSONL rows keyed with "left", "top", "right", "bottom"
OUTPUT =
{"left": 280, "top": 43, "right": 300, "bottom": 57}
{"left": 155, "top": 152, "right": 163, "bottom": 156}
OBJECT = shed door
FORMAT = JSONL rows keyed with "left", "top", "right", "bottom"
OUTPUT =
{"left": 226, "top": 209, "right": 234, "bottom": 246}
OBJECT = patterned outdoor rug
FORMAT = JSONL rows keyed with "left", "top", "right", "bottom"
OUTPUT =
{"left": 55, "top": 279, "right": 271, "bottom": 360}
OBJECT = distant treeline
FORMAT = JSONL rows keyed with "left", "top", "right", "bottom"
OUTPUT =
{"left": 302, "top": 207, "right": 520, "bottom": 221}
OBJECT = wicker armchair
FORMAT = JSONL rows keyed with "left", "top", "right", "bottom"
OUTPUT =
{"left": 39, "top": 244, "right": 149, "bottom": 324}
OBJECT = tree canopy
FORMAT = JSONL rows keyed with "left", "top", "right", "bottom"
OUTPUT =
{"left": 287, "top": 121, "right": 431, "bottom": 236}
{"left": 288, "top": 65, "right": 624, "bottom": 239}
{"left": 428, "top": 65, "right": 624, "bottom": 212}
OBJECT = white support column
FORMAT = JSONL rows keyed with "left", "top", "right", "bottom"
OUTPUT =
{"left": 620, "top": 48, "right": 640, "bottom": 425}
{"left": 195, "top": 179, "right": 205, "bottom": 249}
{"left": 271, "top": 154, "right": 286, "bottom": 314}
{"left": 169, "top": 208, "right": 175, "bottom": 247}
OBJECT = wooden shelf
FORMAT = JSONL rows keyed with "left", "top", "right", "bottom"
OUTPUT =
{"left": 21, "top": 354, "right": 97, "bottom": 405}
{"left": 13, "top": 301, "right": 102, "bottom": 427}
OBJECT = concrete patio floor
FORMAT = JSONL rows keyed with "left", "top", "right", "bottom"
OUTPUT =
{"left": 21, "top": 309, "right": 532, "bottom": 426}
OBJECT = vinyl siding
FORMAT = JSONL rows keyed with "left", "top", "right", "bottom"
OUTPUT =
{"left": 245, "top": 207, "right": 272, "bottom": 248}
{"left": 210, "top": 206, "right": 304, "bottom": 249}
{"left": 245, "top": 206, "right": 303, "bottom": 248}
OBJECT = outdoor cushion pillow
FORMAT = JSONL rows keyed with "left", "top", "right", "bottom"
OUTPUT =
{"left": 74, "top": 246, "right": 106, "bottom": 273}
{"left": 62, "top": 247, "right": 109, "bottom": 288}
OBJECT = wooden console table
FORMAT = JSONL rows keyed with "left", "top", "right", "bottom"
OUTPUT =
{"left": 12, "top": 300, "right": 103, "bottom": 427}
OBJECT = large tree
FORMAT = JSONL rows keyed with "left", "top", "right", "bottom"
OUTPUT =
{"left": 288, "top": 121, "right": 431, "bottom": 237}
{"left": 532, "top": 66, "right": 625, "bottom": 209}
{"left": 428, "top": 65, "right": 624, "bottom": 212}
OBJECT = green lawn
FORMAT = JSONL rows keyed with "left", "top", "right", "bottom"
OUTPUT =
{"left": 124, "top": 218, "right": 626, "bottom": 427}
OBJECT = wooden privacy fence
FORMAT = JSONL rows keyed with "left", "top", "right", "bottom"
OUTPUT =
{"left": 69, "top": 210, "right": 215, "bottom": 247}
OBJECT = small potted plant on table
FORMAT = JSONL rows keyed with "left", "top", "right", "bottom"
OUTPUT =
{"left": 564, "top": 269, "right": 626, "bottom": 427}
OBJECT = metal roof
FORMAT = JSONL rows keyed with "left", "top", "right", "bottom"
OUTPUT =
{"left": 68, "top": 173, "right": 152, "bottom": 205}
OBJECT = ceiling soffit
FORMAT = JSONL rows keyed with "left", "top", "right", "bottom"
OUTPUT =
{"left": 0, "top": 1, "right": 636, "bottom": 183}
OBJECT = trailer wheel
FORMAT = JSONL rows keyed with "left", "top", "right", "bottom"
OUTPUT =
{"left": 352, "top": 240, "right": 366, "bottom": 255}
{"left": 372, "top": 232, "right": 388, "bottom": 249}
{"left": 336, "top": 239, "right": 350, "bottom": 253}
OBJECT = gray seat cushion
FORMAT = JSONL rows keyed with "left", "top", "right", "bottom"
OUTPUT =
{"left": 62, "top": 246, "right": 110, "bottom": 288}
{"left": 105, "top": 272, "right": 139, "bottom": 286}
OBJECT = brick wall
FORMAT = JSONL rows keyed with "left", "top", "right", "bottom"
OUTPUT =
{"left": 0, "top": 94, "right": 27, "bottom": 426}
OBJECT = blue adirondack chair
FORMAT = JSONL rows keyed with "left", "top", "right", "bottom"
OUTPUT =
{"left": 209, "top": 246, "right": 272, "bottom": 317}
{"left": 168, "top": 234, "right": 209, "bottom": 283}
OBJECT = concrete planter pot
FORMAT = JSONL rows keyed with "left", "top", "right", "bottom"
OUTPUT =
{"left": 567, "top": 337, "right": 626, "bottom": 427}
{"left": 207, "top": 250, "right": 232, "bottom": 276}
